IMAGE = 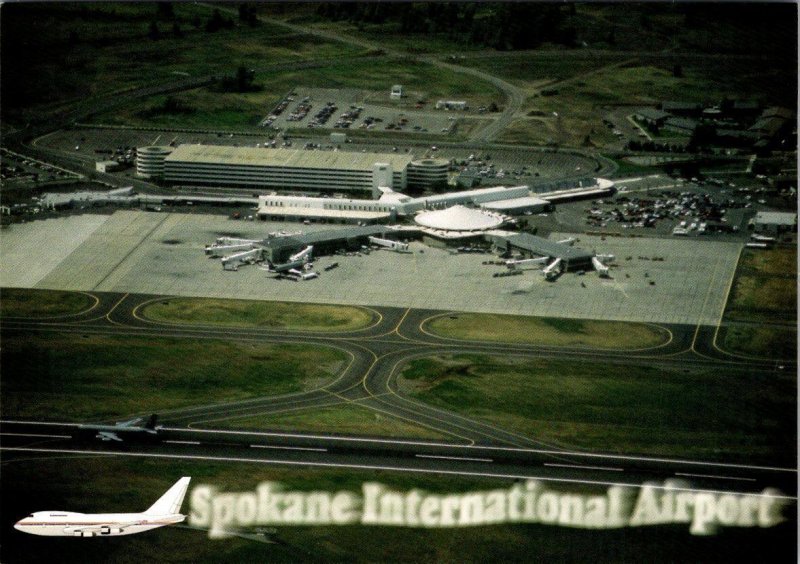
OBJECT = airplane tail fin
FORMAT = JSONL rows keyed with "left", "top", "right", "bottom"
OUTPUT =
{"left": 144, "top": 414, "right": 159, "bottom": 430}
{"left": 145, "top": 477, "right": 191, "bottom": 516}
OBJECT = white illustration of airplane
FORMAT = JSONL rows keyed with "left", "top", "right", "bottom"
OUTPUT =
{"left": 14, "top": 477, "right": 191, "bottom": 537}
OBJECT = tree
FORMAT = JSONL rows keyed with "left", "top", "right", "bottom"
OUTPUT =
{"left": 148, "top": 21, "right": 161, "bottom": 41}
{"left": 157, "top": 2, "right": 174, "bottom": 20}
{"left": 172, "top": 21, "right": 183, "bottom": 38}
{"left": 236, "top": 66, "right": 254, "bottom": 92}
{"left": 672, "top": 64, "right": 683, "bottom": 78}
{"left": 206, "top": 9, "right": 226, "bottom": 32}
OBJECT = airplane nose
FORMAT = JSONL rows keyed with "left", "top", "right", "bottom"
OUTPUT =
{"left": 14, "top": 522, "right": 23, "bottom": 531}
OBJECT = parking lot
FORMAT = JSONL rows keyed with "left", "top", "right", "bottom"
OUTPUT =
{"left": 260, "top": 87, "right": 461, "bottom": 137}
{"left": 9, "top": 210, "right": 743, "bottom": 325}
{"left": 1, "top": 148, "right": 82, "bottom": 188}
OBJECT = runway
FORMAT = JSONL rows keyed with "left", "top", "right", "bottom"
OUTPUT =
{"left": 1, "top": 422, "right": 795, "bottom": 498}
{"left": 1, "top": 290, "right": 795, "bottom": 495}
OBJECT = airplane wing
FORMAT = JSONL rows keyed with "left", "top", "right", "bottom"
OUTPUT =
{"left": 97, "top": 431, "right": 123, "bottom": 442}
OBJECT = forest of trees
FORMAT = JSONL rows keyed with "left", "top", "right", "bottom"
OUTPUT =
{"left": 314, "top": 3, "right": 579, "bottom": 50}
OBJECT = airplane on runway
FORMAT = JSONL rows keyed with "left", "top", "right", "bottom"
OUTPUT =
{"left": 14, "top": 477, "right": 191, "bottom": 537}
{"left": 77, "top": 414, "right": 161, "bottom": 443}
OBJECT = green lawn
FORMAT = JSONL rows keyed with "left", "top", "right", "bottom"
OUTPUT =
{"left": 719, "top": 248, "right": 797, "bottom": 357}
{"left": 1, "top": 333, "right": 346, "bottom": 421}
{"left": 211, "top": 403, "right": 447, "bottom": 439}
{"left": 724, "top": 248, "right": 797, "bottom": 324}
{"left": 729, "top": 275, "right": 796, "bottom": 316}
{"left": 140, "top": 297, "right": 374, "bottom": 332}
{"left": 458, "top": 53, "right": 630, "bottom": 87}
{"left": 398, "top": 354, "right": 796, "bottom": 465}
{"left": 425, "top": 313, "right": 668, "bottom": 349}
{"left": 90, "top": 57, "right": 503, "bottom": 130}
{"left": 2, "top": 2, "right": 365, "bottom": 123}
{"left": 720, "top": 325, "right": 797, "bottom": 360}
{"left": 740, "top": 247, "right": 797, "bottom": 276}
{"left": 0, "top": 288, "right": 95, "bottom": 317}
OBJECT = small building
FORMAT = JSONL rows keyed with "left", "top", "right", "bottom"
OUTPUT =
{"left": 435, "top": 100, "right": 467, "bottom": 111}
{"left": 728, "top": 100, "right": 761, "bottom": 118}
{"left": 96, "top": 160, "right": 121, "bottom": 173}
{"left": 390, "top": 85, "right": 403, "bottom": 99}
{"left": 660, "top": 101, "right": 703, "bottom": 116}
{"left": 752, "top": 211, "right": 797, "bottom": 235}
{"left": 407, "top": 158, "right": 449, "bottom": 189}
{"left": 136, "top": 146, "right": 173, "bottom": 178}
{"left": 716, "top": 129, "right": 759, "bottom": 146}
{"left": 750, "top": 117, "right": 786, "bottom": 138}
{"left": 663, "top": 117, "right": 698, "bottom": 135}
{"left": 635, "top": 108, "right": 670, "bottom": 127}
{"left": 761, "top": 107, "right": 794, "bottom": 121}
{"left": 456, "top": 170, "right": 481, "bottom": 189}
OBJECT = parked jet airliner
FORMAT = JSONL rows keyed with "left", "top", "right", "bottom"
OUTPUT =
{"left": 14, "top": 477, "right": 191, "bottom": 537}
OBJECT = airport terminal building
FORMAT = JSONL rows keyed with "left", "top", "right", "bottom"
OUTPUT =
{"left": 157, "top": 144, "right": 413, "bottom": 193}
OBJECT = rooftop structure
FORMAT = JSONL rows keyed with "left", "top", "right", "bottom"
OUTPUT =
{"left": 487, "top": 231, "right": 595, "bottom": 271}
{"left": 164, "top": 144, "right": 412, "bottom": 193}
{"left": 254, "top": 180, "right": 615, "bottom": 224}
{"left": 407, "top": 158, "right": 449, "bottom": 188}
{"left": 136, "top": 146, "right": 173, "bottom": 178}
{"left": 753, "top": 211, "right": 797, "bottom": 228}
{"left": 635, "top": 108, "right": 670, "bottom": 125}
{"left": 480, "top": 196, "right": 551, "bottom": 213}
{"left": 414, "top": 205, "right": 505, "bottom": 231}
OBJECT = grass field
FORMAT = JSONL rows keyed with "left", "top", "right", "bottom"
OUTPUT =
{"left": 1, "top": 333, "right": 346, "bottom": 421}
{"left": 397, "top": 354, "right": 796, "bottom": 465}
{"left": 728, "top": 275, "right": 796, "bottom": 316}
{"left": 724, "top": 248, "right": 797, "bottom": 325}
{"left": 210, "top": 403, "right": 447, "bottom": 439}
{"left": 719, "top": 247, "right": 797, "bottom": 358}
{"left": 458, "top": 52, "right": 630, "bottom": 87}
{"left": 90, "top": 57, "right": 502, "bottom": 130}
{"left": 720, "top": 325, "right": 797, "bottom": 360}
{"left": 3, "top": 455, "right": 793, "bottom": 564}
{"left": 501, "top": 57, "right": 796, "bottom": 147}
{"left": 740, "top": 247, "right": 797, "bottom": 276}
{"left": 424, "top": 313, "right": 668, "bottom": 349}
{"left": 2, "top": 3, "right": 365, "bottom": 123}
{"left": 141, "top": 298, "right": 374, "bottom": 332}
{"left": 0, "top": 288, "right": 95, "bottom": 317}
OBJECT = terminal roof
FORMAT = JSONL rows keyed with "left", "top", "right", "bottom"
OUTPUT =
{"left": 166, "top": 144, "right": 414, "bottom": 171}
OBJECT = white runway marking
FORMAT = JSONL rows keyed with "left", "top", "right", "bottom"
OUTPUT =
{"left": 0, "top": 432, "right": 72, "bottom": 439}
{"left": 416, "top": 454, "right": 493, "bottom": 463}
{"left": 250, "top": 444, "right": 327, "bottom": 452}
{"left": 544, "top": 463, "right": 623, "bottom": 472}
{"left": 164, "top": 440, "right": 201, "bottom": 445}
{"left": 675, "top": 472, "right": 757, "bottom": 482}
